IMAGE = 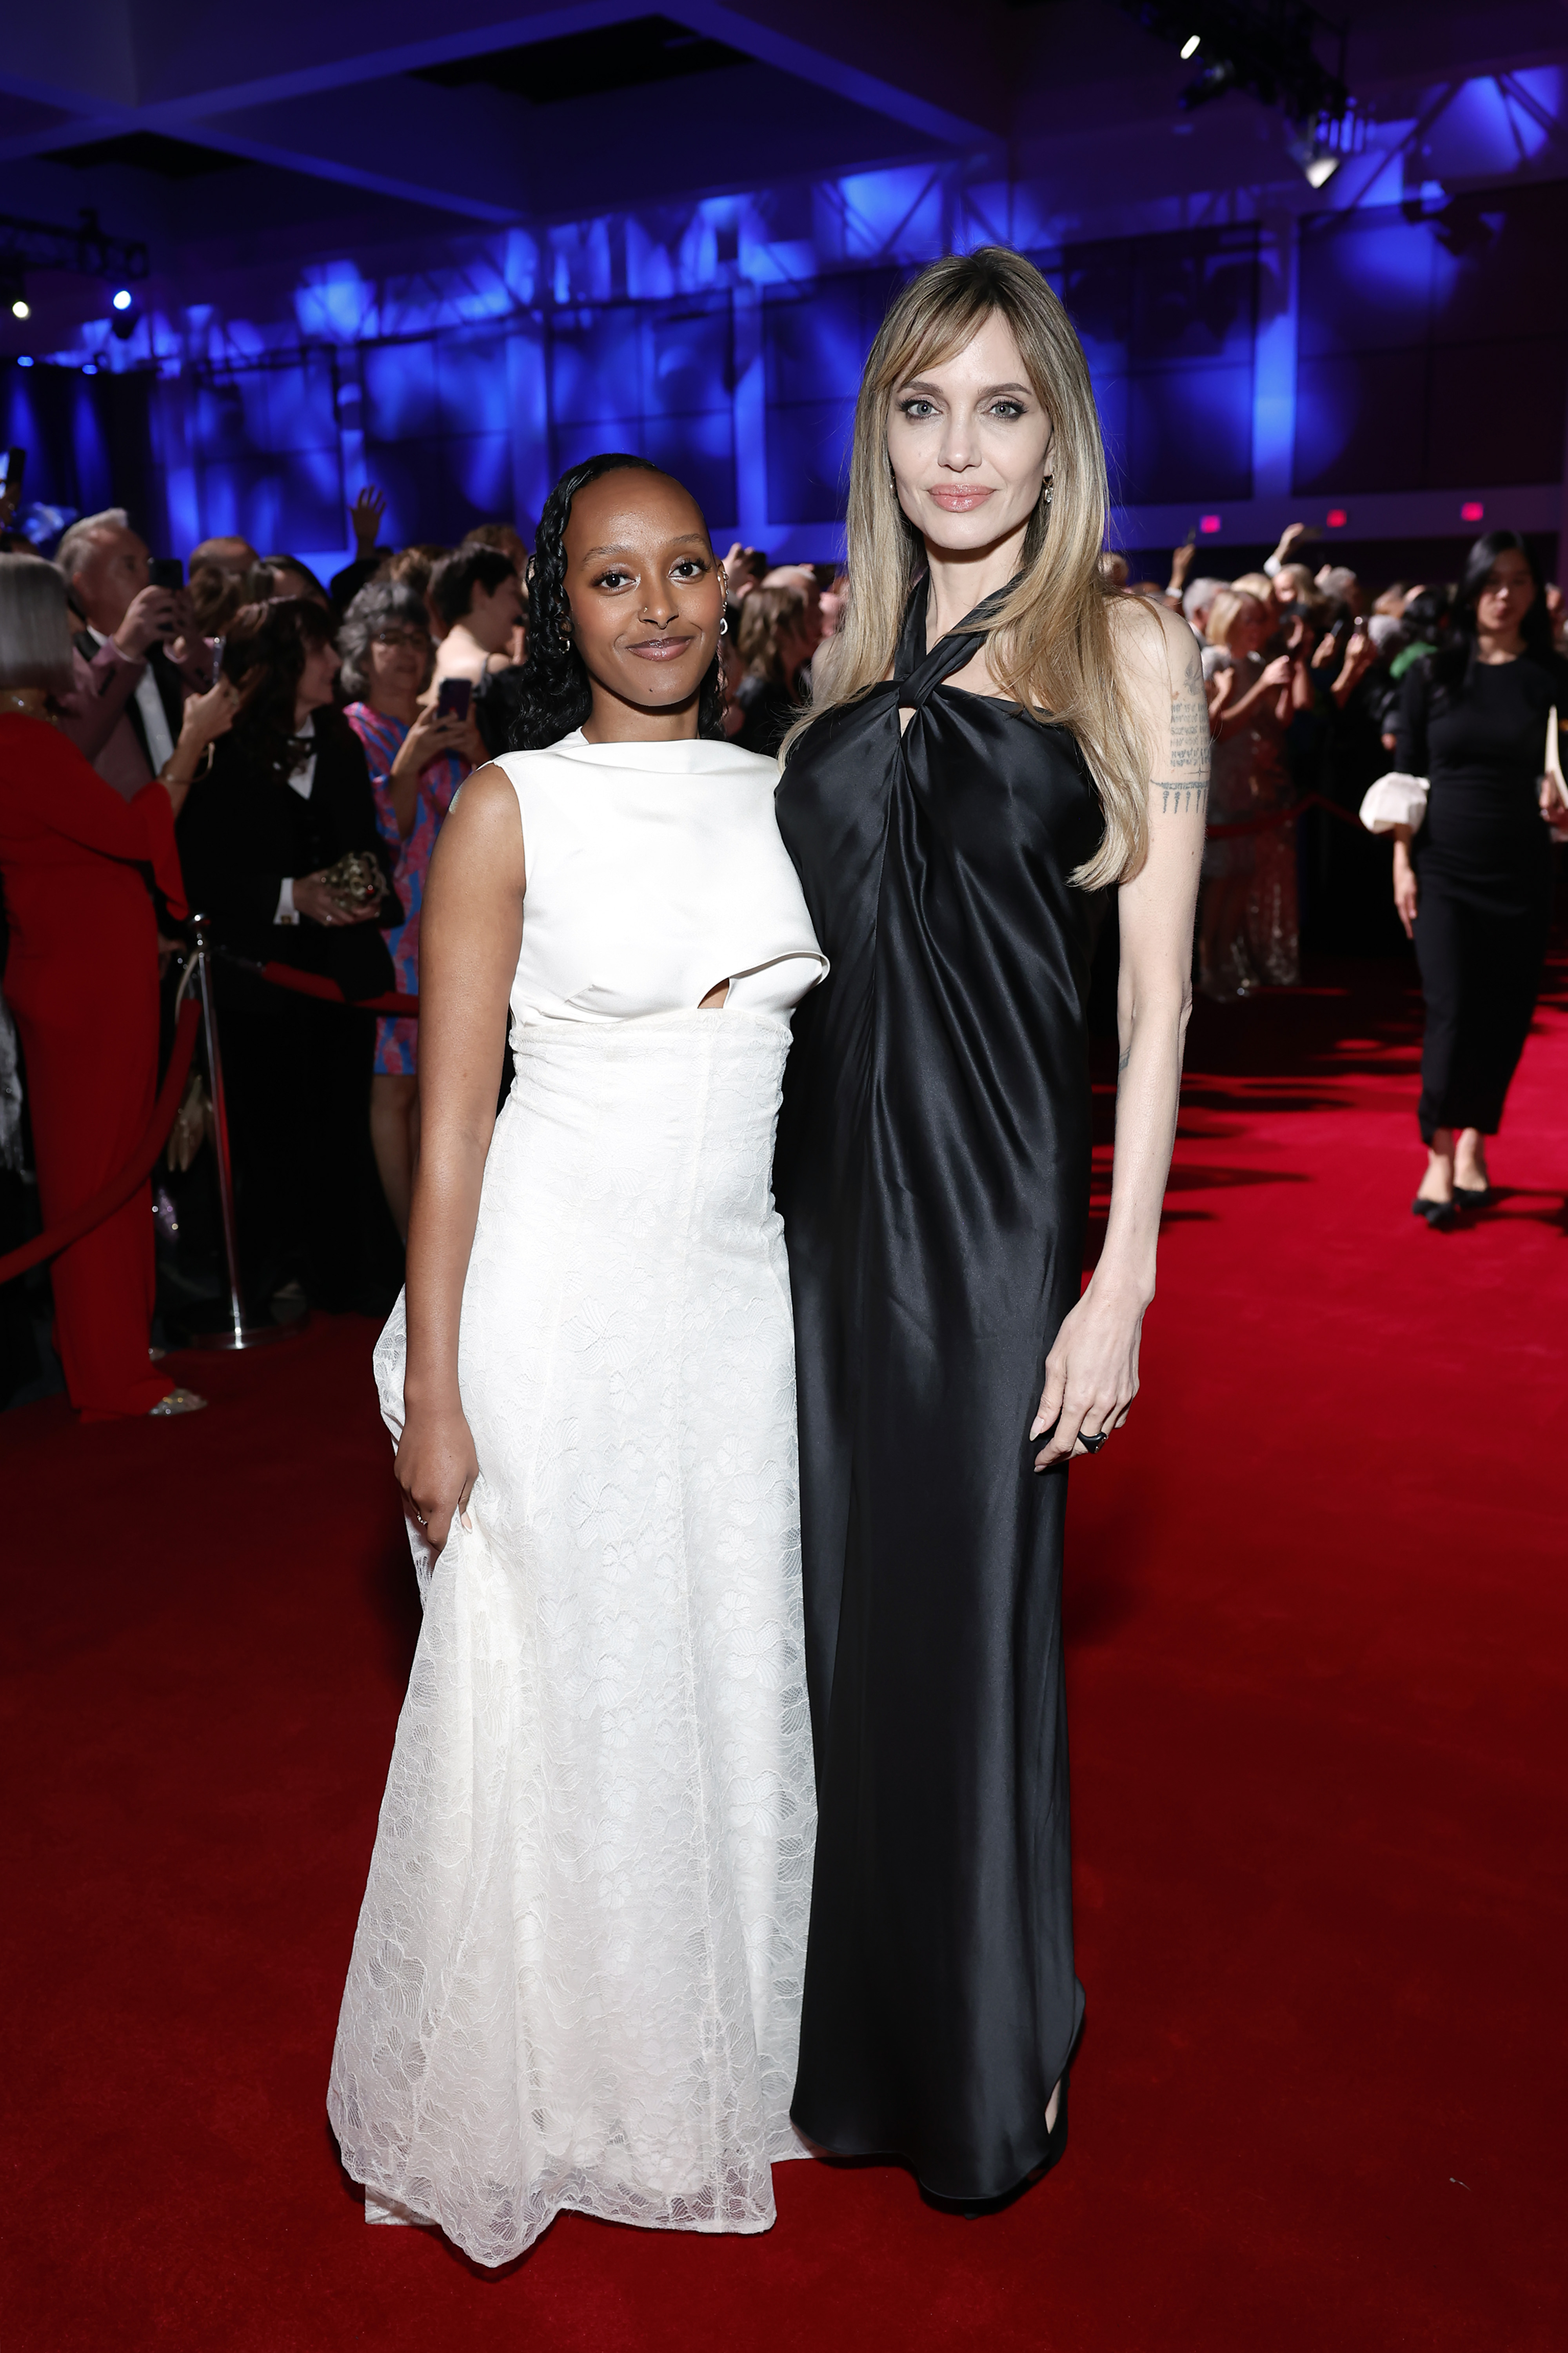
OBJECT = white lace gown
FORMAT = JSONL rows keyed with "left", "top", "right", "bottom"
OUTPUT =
{"left": 328, "top": 730, "right": 827, "bottom": 2268}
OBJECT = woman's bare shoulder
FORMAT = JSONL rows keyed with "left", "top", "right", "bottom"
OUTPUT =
{"left": 432, "top": 760, "right": 526, "bottom": 883}
{"left": 1107, "top": 593, "right": 1199, "bottom": 682}
{"left": 449, "top": 760, "right": 522, "bottom": 823}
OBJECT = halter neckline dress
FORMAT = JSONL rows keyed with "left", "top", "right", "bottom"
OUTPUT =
{"left": 773, "top": 579, "right": 1105, "bottom": 2203}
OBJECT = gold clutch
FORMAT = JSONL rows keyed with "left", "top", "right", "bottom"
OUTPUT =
{"left": 318, "top": 850, "right": 386, "bottom": 910}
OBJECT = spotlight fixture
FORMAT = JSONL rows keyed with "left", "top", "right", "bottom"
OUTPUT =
{"left": 11, "top": 297, "right": 29, "bottom": 319}
{"left": 111, "top": 287, "right": 132, "bottom": 311}
{"left": 1287, "top": 132, "right": 1340, "bottom": 187}
{"left": 1286, "top": 100, "right": 1366, "bottom": 188}
{"left": 1110, "top": 3, "right": 1353, "bottom": 148}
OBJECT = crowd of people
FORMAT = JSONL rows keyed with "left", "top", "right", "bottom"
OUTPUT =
{"left": 0, "top": 474, "right": 1564, "bottom": 1418}
{"left": 1114, "top": 524, "right": 1567, "bottom": 1003}
{"left": 0, "top": 493, "right": 849, "bottom": 1415}
{"left": 1138, "top": 521, "right": 1568, "bottom": 1217}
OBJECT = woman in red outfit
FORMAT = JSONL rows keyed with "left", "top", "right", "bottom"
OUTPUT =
{"left": 0, "top": 554, "right": 234, "bottom": 1418}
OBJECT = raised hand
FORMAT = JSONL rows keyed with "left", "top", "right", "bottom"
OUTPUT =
{"left": 115, "top": 585, "right": 178, "bottom": 659}
{"left": 351, "top": 485, "right": 388, "bottom": 556}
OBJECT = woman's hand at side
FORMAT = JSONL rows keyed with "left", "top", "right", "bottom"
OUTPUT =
{"left": 1391, "top": 827, "right": 1417, "bottom": 937}
{"left": 1031, "top": 1278, "right": 1144, "bottom": 1466}
{"left": 394, "top": 1402, "right": 478, "bottom": 1554}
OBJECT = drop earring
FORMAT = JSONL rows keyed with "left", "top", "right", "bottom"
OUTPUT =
{"left": 718, "top": 614, "right": 729, "bottom": 636}
{"left": 1042, "top": 476, "right": 1054, "bottom": 506}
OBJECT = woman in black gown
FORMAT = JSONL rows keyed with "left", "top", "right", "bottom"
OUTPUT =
{"left": 772, "top": 248, "right": 1207, "bottom": 2206}
{"left": 1393, "top": 532, "right": 1567, "bottom": 1226}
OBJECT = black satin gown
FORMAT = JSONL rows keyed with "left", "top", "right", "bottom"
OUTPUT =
{"left": 1396, "top": 653, "right": 1564, "bottom": 1141}
{"left": 773, "top": 581, "right": 1103, "bottom": 2201}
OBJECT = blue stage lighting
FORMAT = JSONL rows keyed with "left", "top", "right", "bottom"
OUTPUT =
{"left": 111, "top": 289, "right": 133, "bottom": 311}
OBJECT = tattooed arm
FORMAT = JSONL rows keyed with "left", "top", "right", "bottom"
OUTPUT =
{"left": 1033, "top": 602, "right": 1207, "bottom": 1466}
{"left": 1157, "top": 645, "right": 1213, "bottom": 813}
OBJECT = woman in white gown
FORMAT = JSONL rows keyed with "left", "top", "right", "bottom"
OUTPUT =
{"left": 328, "top": 455, "right": 825, "bottom": 2268}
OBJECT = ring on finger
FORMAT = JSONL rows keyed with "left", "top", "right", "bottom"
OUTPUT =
{"left": 1078, "top": 1429, "right": 1109, "bottom": 1454}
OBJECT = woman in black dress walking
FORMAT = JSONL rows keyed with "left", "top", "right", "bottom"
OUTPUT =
{"left": 1393, "top": 533, "right": 1567, "bottom": 1225}
{"left": 772, "top": 248, "right": 1206, "bottom": 2207}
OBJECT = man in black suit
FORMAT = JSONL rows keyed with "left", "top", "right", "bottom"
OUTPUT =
{"left": 55, "top": 509, "right": 209, "bottom": 801}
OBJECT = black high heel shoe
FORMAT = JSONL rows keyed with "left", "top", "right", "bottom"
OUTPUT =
{"left": 1453, "top": 1182, "right": 1493, "bottom": 1210}
{"left": 1412, "top": 1195, "right": 1457, "bottom": 1230}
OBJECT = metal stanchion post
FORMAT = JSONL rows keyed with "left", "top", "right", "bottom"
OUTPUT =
{"left": 182, "top": 915, "right": 305, "bottom": 1351}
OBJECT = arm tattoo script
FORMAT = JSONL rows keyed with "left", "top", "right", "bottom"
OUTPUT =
{"left": 1156, "top": 643, "right": 1211, "bottom": 813}
{"left": 1154, "top": 776, "right": 1210, "bottom": 814}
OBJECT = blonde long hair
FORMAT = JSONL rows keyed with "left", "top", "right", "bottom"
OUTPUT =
{"left": 785, "top": 247, "right": 1150, "bottom": 888}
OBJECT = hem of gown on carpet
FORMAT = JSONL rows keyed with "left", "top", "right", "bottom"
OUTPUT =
{"left": 352, "top": 2136, "right": 815, "bottom": 2262}
{"left": 787, "top": 2107, "right": 1066, "bottom": 2208}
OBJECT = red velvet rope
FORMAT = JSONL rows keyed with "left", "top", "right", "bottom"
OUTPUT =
{"left": 1205, "top": 791, "right": 1364, "bottom": 841}
{"left": 0, "top": 997, "right": 201, "bottom": 1287}
{"left": 222, "top": 953, "right": 420, "bottom": 1018}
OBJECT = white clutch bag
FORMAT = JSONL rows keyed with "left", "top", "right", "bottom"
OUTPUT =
{"left": 1546, "top": 707, "right": 1568, "bottom": 840}
{"left": 1359, "top": 772, "right": 1429, "bottom": 835}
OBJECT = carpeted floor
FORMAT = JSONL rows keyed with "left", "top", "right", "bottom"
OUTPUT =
{"left": 4, "top": 961, "right": 1564, "bottom": 2352}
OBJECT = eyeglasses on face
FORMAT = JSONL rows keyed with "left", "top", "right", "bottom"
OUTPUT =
{"left": 372, "top": 627, "right": 431, "bottom": 648}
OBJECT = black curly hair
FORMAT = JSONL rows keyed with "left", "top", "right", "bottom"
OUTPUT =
{"left": 509, "top": 451, "right": 727, "bottom": 749}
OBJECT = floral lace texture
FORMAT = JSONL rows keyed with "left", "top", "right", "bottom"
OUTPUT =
{"left": 329, "top": 1011, "right": 816, "bottom": 2267}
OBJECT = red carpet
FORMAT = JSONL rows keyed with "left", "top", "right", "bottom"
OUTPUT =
{"left": 4, "top": 960, "right": 1564, "bottom": 2352}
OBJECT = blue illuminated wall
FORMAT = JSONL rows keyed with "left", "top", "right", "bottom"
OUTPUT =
{"left": 0, "top": 365, "right": 155, "bottom": 537}
{"left": 761, "top": 268, "right": 905, "bottom": 523}
{"left": 4, "top": 155, "right": 1564, "bottom": 567}
{"left": 1293, "top": 180, "right": 1568, "bottom": 494}
{"left": 128, "top": 224, "right": 1264, "bottom": 561}
{"left": 187, "top": 354, "right": 344, "bottom": 553}
{"left": 1048, "top": 225, "right": 1260, "bottom": 506}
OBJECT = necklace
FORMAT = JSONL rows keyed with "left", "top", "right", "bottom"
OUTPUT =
{"left": 0, "top": 689, "right": 54, "bottom": 720}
